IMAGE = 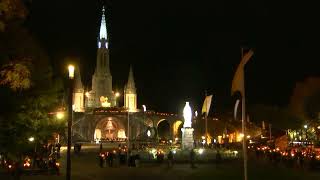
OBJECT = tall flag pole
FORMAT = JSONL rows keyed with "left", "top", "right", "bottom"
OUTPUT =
{"left": 231, "top": 48, "right": 254, "bottom": 180}
{"left": 202, "top": 92, "right": 213, "bottom": 144}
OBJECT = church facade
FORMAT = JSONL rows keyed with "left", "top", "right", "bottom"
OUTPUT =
{"left": 72, "top": 7, "right": 137, "bottom": 112}
{"left": 70, "top": 7, "right": 182, "bottom": 142}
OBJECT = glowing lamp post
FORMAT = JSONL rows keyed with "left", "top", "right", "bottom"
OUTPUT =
{"left": 181, "top": 102, "right": 194, "bottom": 150}
{"left": 66, "top": 64, "right": 74, "bottom": 180}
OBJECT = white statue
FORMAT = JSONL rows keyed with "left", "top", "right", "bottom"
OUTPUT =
{"left": 183, "top": 102, "right": 192, "bottom": 128}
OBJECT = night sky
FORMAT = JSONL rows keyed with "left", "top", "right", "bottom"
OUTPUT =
{"left": 25, "top": 1, "right": 320, "bottom": 114}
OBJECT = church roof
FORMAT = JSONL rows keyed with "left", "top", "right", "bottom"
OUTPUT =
{"left": 126, "top": 66, "right": 136, "bottom": 91}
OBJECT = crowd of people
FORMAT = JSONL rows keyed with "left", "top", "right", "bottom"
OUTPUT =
{"left": 252, "top": 145, "right": 320, "bottom": 170}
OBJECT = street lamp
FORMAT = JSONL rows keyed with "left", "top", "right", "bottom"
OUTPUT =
{"left": 304, "top": 124, "right": 308, "bottom": 141}
{"left": 66, "top": 64, "right": 74, "bottom": 180}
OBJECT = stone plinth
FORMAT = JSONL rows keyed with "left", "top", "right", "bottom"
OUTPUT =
{"left": 181, "top": 127, "right": 194, "bottom": 150}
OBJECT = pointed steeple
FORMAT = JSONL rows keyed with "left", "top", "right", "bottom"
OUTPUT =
{"left": 98, "top": 6, "right": 108, "bottom": 48}
{"left": 74, "top": 67, "right": 83, "bottom": 91}
{"left": 125, "top": 66, "right": 136, "bottom": 93}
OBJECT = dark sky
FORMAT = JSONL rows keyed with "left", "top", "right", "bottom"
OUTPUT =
{"left": 25, "top": 1, "right": 320, "bottom": 114}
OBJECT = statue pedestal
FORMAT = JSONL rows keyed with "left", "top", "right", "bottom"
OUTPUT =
{"left": 181, "top": 127, "right": 194, "bottom": 150}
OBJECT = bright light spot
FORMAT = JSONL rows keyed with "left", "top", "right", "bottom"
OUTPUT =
{"left": 95, "top": 139, "right": 100, "bottom": 144}
{"left": 147, "top": 130, "right": 151, "bottom": 137}
{"left": 198, "top": 148, "right": 204, "bottom": 154}
{"left": 317, "top": 126, "right": 320, "bottom": 130}
{"left": 233, "top": 151, "right": 238, "bottom": 155}
{"left": 240, "top": 133, "right": 244, "bottom": 138}
{"left": 213, "top": 139, "right": 217, "bottom": 143}
{"left": 247, "top": 135, "right": 251, "bottom": 139}
{"left": 202, "top": 140, "right": 206, "bottom": 145}
{"left": 172, "top": 150, "right": 176, "bottom": 154}
{"left": 28, "top": 137, "right": 35, "bottom": 142}
{"left": 115, "top": 92, "right": 120, "bottom": 97}
{"left": 169, "top": 140, "right": 173, "bottom": 143}
{"left": 85, "top": 92, "right": 90, "bottom": 97}
{"left": 195, "top": 111, "right": 198, "bottom": 117}
{"left": 201, "top": 136, "right": 205, "bottom": 140}
{"left": 142, "top": 105, "right": 146, "bottom": 112}
{"left": 68, "top": 65, "right": 75, "bottom": 79}
{"left": 304, "top": 125, "right": 308, "bottom": 129}
{"left": 175, "top": 137, "right": 179, "bottom": 141}
{"left": 56, "top": 112, "right": 64, "bottom": 120}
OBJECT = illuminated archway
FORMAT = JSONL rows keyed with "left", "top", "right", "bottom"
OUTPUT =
{"left": 157, "top": 119, "right": 170, "bottom": 140}
{"left": 173, "top": 120, "right": 183, "bottom": 137}
{"left": 95, "top": 117, "right": 126, "bottom": 140}
{"left": 157, "top": 119, "right": 167, "bottom": 127}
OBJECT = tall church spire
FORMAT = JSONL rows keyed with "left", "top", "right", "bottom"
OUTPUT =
{"left": 124, "top": 66, "right": 137, "bottom": 111}
{"left": 98, "top": 6, "right": 108, "bottom": 48}
{"left": 126, "top": 66, "right": 136, "bottom": 92}
{"left": 73, "top": 67, "right": 84, "bottom": 112}
{"left": 74, "top": 66, "right": 83, "bottom": 90}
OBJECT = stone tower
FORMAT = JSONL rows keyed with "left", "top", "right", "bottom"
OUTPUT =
{"left": 73, "top": 67, "right": 84, "bottom": 112}
{"left": 88, "top": 7, "right": 114, "bottom": 108}
{"left": 124, "top": 66, "right": 137, "bottom": 112}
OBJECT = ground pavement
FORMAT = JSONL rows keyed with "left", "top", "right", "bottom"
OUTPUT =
{"left": 1, "top": 143, "right": 320, "bottom": 180}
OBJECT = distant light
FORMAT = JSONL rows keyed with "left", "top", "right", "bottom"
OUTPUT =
{"left": 142, "top": 105, "right": 146, "bottom": 112}
{"left": 202, "top": 139, "right": 206, "bottom": 145}
{"left": 175, "top": 137, "right": 179, "bottom": 141}
{"left": 195, "top": 111, "right": 198, "bottom": 117}
{"left": 28, "top": 137, "right": 35, "bottom": 142}
{"left": 304, "top": 125, "right": 308, "bottom": 129}
{"left": 56, "top": 112, "right": 64, "bottom": 120}
{"left": 247, "top": 135, "right": 251, "bottom": 139}
{"left": 169, "top": 140, "right": 173, "bottom": 143}
{"left": 201, "top": 136, "right": 205, "bottom": 140}
{"left": 172, "top": 150, "right": 176, "bottom": 154}
{"left": 198, "top": 148, "right": 204, "bottom": 154}
{"left": 318, "top": 126, "right": 320, "bottom": 130}
{"left": 68, "top": 65, "right": 74, "bottom": 79}
{"left": 115, "top": 92, "right": 120, "bottom": 97}
{"left": 85, "top": 92, "right": 90, "bottom": 97}
{"left": 147, "top": 130, "right": 151, "bottom": 137}
{"left": 240, "top": 133, "right": 244, "bottom": 138}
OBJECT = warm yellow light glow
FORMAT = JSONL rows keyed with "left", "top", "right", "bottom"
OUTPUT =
{"left": 115, "top": 92, "right": 120, "bottom": 97}
{"left": 100, "top": 96, "right": 111, "bottom": 107}
{"left": 68, "top": 65, "right": 75, "bottom": 79}
{"left": 201, "top": 136, "right": 205, "bottom": 140}
{"left": 247, "top": 135, "right": 251, "bottom": 139}
{"left": 147, "top": 130, "right": 151, "bottom": 137}
{"left": 85, "top": 92, "right": 90, "bottom": 97}
{"left": 240, "top": 133, "right": 244, "bottom": 138}
{"left": 56, "top": 112, "right": 64, "bottom": 120}
{"left": 317, "top": 126, "right": 320, "bottom": 130}
{"left": 304, "top": 125, "right": 308, "bottom": 129}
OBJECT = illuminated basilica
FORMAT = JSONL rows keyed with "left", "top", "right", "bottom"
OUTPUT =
{"left": 72, "top": 7, "right": 137, "bottom": 113}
